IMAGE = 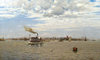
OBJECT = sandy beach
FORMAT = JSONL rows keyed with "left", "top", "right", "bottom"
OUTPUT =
{"left": 0, "top": 40, "right": 100, "bottom": 60}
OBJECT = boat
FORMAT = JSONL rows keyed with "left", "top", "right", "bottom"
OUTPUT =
{"left": 24, "top": 26, "right": 43, "bottom": 46}
{"left": 28, "top": 36, "right": 43, "bottom": 46}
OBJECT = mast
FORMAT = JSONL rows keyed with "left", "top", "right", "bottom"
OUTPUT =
{"left": 36, "top": 33, "right": 39, "bottom": 37}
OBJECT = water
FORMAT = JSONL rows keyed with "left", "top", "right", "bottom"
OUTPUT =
{"left": 0, "top": 40, "right": 100, "bottom": 60}
{"left": 0, "top": 40, "right": 43, "bottom": 60}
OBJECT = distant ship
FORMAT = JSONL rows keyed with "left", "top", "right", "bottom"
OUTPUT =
{"left": 24, "top": 26, "right": 43, "bottom": 46}
{"left": 28, "top": 33, "right": 43, "bottom": 46}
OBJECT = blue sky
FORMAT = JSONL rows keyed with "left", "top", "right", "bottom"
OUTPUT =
{"left": 90, "top": 0, "right": 96, "bottom": 2}
{"left": 0, "top": 0, "right": 100, "bottom": 39}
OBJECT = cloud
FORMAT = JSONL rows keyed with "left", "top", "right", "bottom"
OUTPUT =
{"left": 0, "top": 0, "right": 100, "bottom": 38}
{"left": 8, "top": 0, "right": 94, "bottom": 17}
{"left": 0, "top": 0, "right": 98, "bottom": 18}
{"left": 33, "top": 17, "right": 100, "bottom": 31}
{"left": 0, "top": 7, "right": 26, "bottom": 18}
{"left": 0, "top": 14, "right": 16, "bottom": 18}
{"left": 13, "top": 0, "right": 99, "bottom": 33}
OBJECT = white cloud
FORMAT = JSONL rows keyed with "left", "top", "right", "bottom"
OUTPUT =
{"left": 0, "top": 0, "right": 98, "bottom": 18}
{"left": 9, "top": 0, "right": 94, "bottom": 17}
{"left": 33, "top": 17, "right": 100, "bottom": 31}
{"left": 26, "top": 10, "right": 43, "bottom": 18}
{"left": 0, "top": 14, "right": 16, "bottom": 18}
{"left": 0, "top": 7, "right": 26, "bottom": 18}
{"left": 0, "top": 0, "right": 100, "bottom": 38}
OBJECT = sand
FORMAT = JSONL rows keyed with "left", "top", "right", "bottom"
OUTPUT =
{"left": 0, "top": 40, "right": 100, "bottom": 60}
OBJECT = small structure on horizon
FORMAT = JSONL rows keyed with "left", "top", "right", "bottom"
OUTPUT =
{"left": 84, "top": 36, "right": 87, "bottom": 41}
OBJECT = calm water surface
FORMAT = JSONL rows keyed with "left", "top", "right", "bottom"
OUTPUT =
{"left": 0, "top": 40, "right": 44, "bottom": 60}
{"left": 0, "top": 40, "right": 100, "bottom": 60}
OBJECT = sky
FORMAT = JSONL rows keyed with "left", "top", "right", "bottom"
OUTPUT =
{"left": 0, "top": 0, "right": 100, "bottom": 39}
